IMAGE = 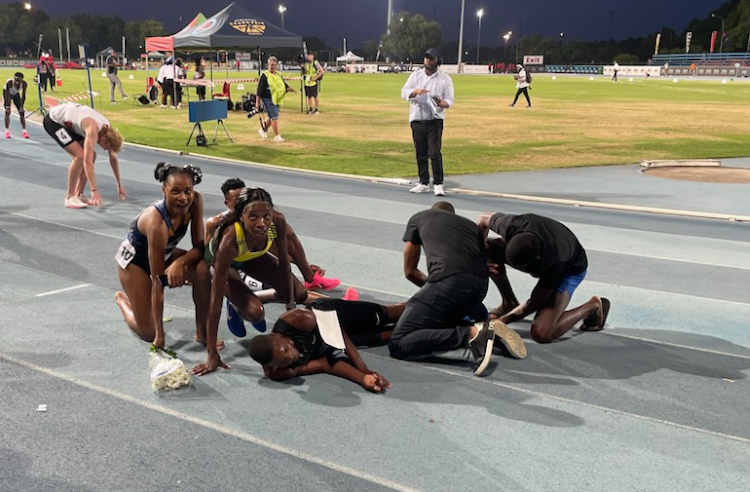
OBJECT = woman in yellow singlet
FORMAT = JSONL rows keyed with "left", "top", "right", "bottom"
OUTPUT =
{"left": 193, "top": 187, "right": 308, "bottom": 375}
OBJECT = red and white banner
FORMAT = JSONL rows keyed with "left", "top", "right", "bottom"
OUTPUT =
{"left": 710, "top": 31, "right": 718, "bottom": 53}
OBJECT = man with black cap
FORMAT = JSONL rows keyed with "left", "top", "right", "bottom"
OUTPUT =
{"left": 400, "top": 48, "right": 454, "bottom": 197}
{"left": 477, "top": 212, "right": 611, "bottom": 344}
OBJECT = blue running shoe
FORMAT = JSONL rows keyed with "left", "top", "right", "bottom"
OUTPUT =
{"left": 251, "top": 318, "right": 267, "bottom": 333}
{"left": 225, "top": 299, "right": 247, "bottom": 338}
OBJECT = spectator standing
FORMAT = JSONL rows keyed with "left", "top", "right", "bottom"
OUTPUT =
{"left": 106, "top": 50, "right": 129, "bottom": 103}
{"left": 303, "top": 52, "right": 324, "bottom": 114}
{"left": 256, "top": 56, "right": 296, "bottom": 142}
{"left": 509, "top": 64, "right": 531, "bottom": 108}
{"left": 400, "top": 48, "right": 454, "bottom": 197}
{"left": 194, "top": 56, "right": 206, "bottom": 100}
{"left": 612, "top": 61, "right": 619, "bottom": 82}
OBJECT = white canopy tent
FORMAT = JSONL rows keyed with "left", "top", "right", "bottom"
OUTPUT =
{"left": 336, "top": 51, "right": 364, "bottom": 63}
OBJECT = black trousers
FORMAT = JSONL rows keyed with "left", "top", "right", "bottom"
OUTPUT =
{"left": 389, "top": 273, "right": 488, "bottom": 360}
{"left": 411, "top": 119, "right": 444, "bottom": 185}
{"left": 512, "top": 87, "right": 531, "bottom": 107}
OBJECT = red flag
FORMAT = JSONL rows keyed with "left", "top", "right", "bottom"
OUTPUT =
{"left": 710, "top": 31, "right": 718, "bottom": 53}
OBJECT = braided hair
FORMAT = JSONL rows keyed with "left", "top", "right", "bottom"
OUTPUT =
{"left": 214, "top": 186, "right": 274, "bottom": 243}
{"left": 154, "top": 162, "right": 203, "bottom": 185}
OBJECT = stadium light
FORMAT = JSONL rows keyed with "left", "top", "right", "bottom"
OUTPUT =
{"left": 503, "top": 31, "right": 512, "bottom": 60}
{"left": 278, "top": 5, "right": 287, "bottom": 30}
{"left": 711, "top": 13, "right": 725, "bottom": 54}
{"left": 24, "top": 2, "right": 32, "bottom": 10}
{"left": 476, "top": 9, "right": 484, "bottom": 64}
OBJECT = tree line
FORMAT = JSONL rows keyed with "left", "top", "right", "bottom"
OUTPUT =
{"left": 0, "top": 2, "right": 166, "bottom": 60}
{"left": 0, "top": 1, "right": 745, "bottom": 64}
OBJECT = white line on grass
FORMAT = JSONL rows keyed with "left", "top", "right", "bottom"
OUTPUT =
{"left": 35, "top": 283, "right": 91, "bottom": 297}
{"left": 0, "top": 352, "right": 429, "bottom": 492}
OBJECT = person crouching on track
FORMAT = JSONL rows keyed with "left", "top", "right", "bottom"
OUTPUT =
{"left": 115, "top": 162, "right": 218, "bottom": 352}
{"left": 43, "top": 103, "right": 126, "bottom": 209}
{"left": 192, "top": 187, "right": 308, "bottom": 376}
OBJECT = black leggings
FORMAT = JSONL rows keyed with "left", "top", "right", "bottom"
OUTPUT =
{"left": 512, "top": 87, "right": 531, "bottom": 107}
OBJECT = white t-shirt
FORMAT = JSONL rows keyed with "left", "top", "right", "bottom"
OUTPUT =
{"left": 157, "top": 64, "right": 176, "bottom": 83}
{"left": 49, "top": 103, "right": 109, "bottom": 137}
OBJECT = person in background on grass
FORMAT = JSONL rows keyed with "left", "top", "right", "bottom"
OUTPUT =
{"left": 303, "top": 52, "right": 324, "bottom": 114}
{"left": 174, "top": 58, "right": 185, "bottom": 109}
{"left": 4, "top": 72, "right": 29, "bottom": 139}
{"left": 47, "top": 52, "right": 56, "bottom": 92}
{"left": 194, "top": 56, "right": 206, "bottom": 101}
{"left": 509, "top": 64, "right": 531, "bottom": 108}
{"left": 106, "top": 50, "right": 129, "bottom": 103}
{"left": 401, "top": 48, "right": 454, "bottom": 197}
{"left": 37, "top": 55, "right": 50, "bottom": 93}
{"left": 477, "top": 211, "right": 611, "bottom": 344}
{"left": 256, "top": 56, "right": 296, "bottom": 142}
{"left": 43, "top": 103, "right": 126, "bottom": 209}
{"left": 248, "top": 298, "right": 404, "bottom": 393}
{"left": 157, "top": 60, "right": 176, "bottom": 109}
{"left": 193, "top": 187, "right": 309, "bottom": 376}
{"left": 115, "top": 163, "right": 219, "bottom": 352}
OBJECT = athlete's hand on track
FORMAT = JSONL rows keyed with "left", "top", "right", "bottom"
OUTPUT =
{"left": 190, "top": 353, "right": 231, "bottom": 376}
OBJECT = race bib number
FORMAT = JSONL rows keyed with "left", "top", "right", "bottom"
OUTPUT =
{"left": 115, "top": 239, "right": 136, "bottom": 269}
{"left": 55, "top": 128, "right": 72, "bottom": 145}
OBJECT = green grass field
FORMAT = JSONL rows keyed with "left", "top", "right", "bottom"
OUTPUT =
{"left": 4, "top": 67, "right": 750, "bottom": 176}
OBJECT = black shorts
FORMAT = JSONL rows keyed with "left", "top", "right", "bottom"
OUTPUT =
{"left": 304, "top": 84, "right": 318, "bottom": 98}
{"left": 3, "top": 92, "right": 23, "bottom": 111}
{"left": 307, "top": 299, "right": 388, "bottom": 336}
{"left": 43, "top": 115, "right": 84, "bottom": 148}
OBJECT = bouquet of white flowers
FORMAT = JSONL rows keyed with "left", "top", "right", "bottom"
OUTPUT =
{"left": 149, "top": 345, "right": 192, "bottom": 391}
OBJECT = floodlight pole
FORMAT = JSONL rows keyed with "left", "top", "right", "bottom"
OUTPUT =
{"left": 712, "top": 13, "right": 725, "bottom": 54}
{"left": 457, "top": 0, "right": 466, "bottom": 66}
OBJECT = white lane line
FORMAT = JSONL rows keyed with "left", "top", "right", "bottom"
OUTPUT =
{"left": 369, "top": 353, "right": 750, "bottom": 445}
{"left": 592, "top": 248, "right": 750, "bottom": 271}
{"left": 0, "top": 352, "right": 428, "bottom": 492}
{"left": 608, "top": 332, "right": 750, "bottom": 360}
{"left": 8, "top": 212, "right": 123, "bottom": 240}
{"left": 35, "top": 283, "right": 91, "bottom": 298}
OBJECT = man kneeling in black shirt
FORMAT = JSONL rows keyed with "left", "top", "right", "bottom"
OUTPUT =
{"left": 389, "top": 202, "right": 526, "bottom": 376}
{"left": 478, "top": 212, "right": 611, "bottom": 343}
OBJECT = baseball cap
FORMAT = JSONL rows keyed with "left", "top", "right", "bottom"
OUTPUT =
{"left": 424, "top": 48, "right": 441, "bottom": 60}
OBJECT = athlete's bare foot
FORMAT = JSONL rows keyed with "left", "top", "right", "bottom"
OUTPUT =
{"left": 580, "top": 296, "right": 611, "bottom": 332}
{"left": 194, "top": 335, "right": 226, "bottom": 351}
{"left": 115, "top": 291, "right": 131, "bottom": 313}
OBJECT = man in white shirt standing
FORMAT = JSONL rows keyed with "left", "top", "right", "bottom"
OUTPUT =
{"left": 401, "top": 48, "right": 454, "bottom": 197}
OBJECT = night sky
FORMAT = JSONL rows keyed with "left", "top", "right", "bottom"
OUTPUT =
{"left": 20, "top": 0, "right": 726, "bottom": 49}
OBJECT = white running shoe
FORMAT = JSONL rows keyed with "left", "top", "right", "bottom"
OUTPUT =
{"left": 433, "top": 184, "right": 445, "bottom": 196}
{"left": 274, "top": 135, "right": 285, "bottom": 142}
{"left": 64, "top": 196, "right": 89, "bottom": 209}
{"left": 409, "top": 183, "right": 430, "bottom": 193}
{"left": 258, "top": 128, "right": 268, "bottom": 139}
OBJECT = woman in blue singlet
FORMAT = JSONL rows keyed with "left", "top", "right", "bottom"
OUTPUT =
{"left": 115, "top": 162, "right": 217, "bottom": 351}
{"left": 192, "top": 187, "right": 308, "bottom": 376}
